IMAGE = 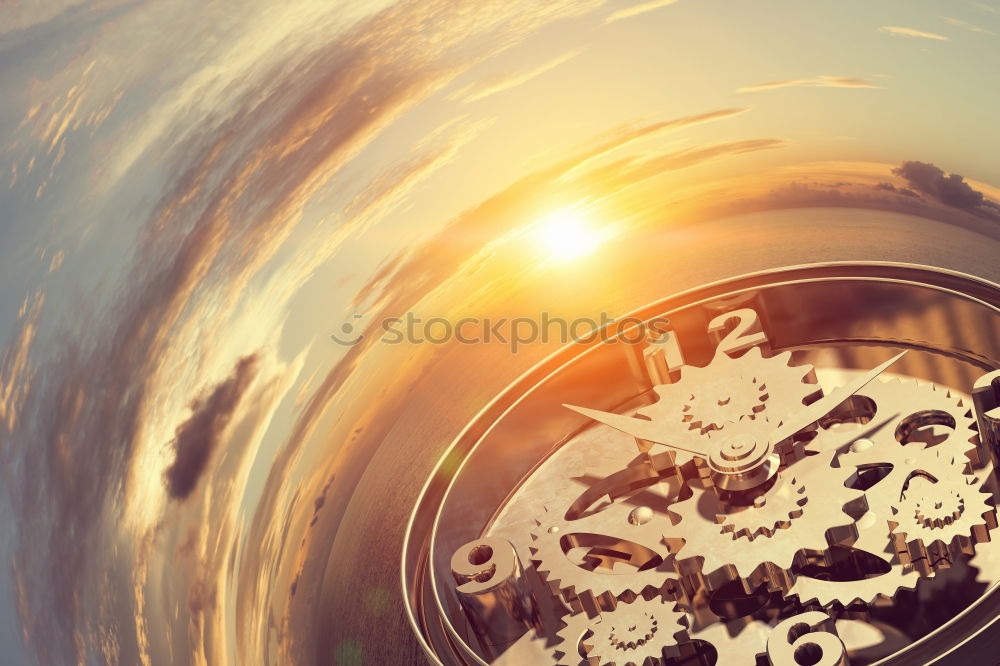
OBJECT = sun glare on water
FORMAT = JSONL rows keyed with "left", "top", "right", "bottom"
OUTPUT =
{"left": 535, "top": 208, "right": 606, "bottom": 261}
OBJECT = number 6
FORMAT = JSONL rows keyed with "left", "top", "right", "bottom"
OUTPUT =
{"left": 766, "top": 611, "right": 848, "bottom": 666}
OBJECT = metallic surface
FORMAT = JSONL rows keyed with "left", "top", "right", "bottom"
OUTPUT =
{"left": 554, "top": 597, "right": 688, "bottom": 666}
{"left": 450, "top": 537, "right": 539, "bottom": 657}
{"left": 402, "top": 260, "right": 1000, "bottom": 665}
{"left": 766, "top": 611, "right": 848, "bottom": 666}
{"left": 973, "top": 370, "right": 1000, "bottom": 465}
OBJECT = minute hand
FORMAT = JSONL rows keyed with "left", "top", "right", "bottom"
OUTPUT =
{"left": 562, "top": 404, "right": 710, "bottom": 456}
{"left": 767, "top": 350, "right": 907, "bottom": 446}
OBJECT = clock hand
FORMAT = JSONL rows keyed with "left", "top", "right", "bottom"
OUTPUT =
{"left": 566, "top": 350, "right": 907, "bottom": 466}
{"left": 562, "top": 404, "right": 710, "bottom": 457}
{"left": 767, "top": 350, "right": 907, "bottom": 447}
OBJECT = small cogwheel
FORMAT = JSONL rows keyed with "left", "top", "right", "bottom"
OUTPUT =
{"left": 636, "top": 348, "right": 819, "bottom": 465}
{"left": 554, "top": 597, "right": 688, "bottom": 666}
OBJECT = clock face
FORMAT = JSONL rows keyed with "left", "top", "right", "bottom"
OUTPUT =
{"left": 403, "top": 263, "right": 1000, "bottom": 666}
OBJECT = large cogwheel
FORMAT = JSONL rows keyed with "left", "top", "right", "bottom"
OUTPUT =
{"left": 636, "top": 348, "right": 820, "bottom": 465}
{"left": 554, "top": 597, "right": 689, "bottom": 666}
{"left": 789, "top": 557, "right": 922, "bottom": 607}
{"left": 669, "top": 445, "right": 862, "bottom": 590}
{"left": 788, "top": 377, "right": 992, "bottom": 607}
{"left": 530, "top": 504, "right": 677, "bottom": 611}
{"left": 835, "top": 378, "right": 991, "bottom": 570}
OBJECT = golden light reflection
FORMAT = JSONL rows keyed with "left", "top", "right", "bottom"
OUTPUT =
{"left": 534, "top": 207, "right": 606, "bottom": 261}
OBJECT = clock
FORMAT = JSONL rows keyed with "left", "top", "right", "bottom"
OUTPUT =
{"left": 402, "top": 262, "right": 1000, "bottom": 665}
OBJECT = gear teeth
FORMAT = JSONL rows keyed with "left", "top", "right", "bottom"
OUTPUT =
{"left": 555, "top": 597, "right": 689, "bottom": 666}
{"left": 791, "top": 563, "right": 922, "bottom": 607}
{"left": 891, "top": 474, "right": 998, "bottom": 575}
{"left": 542, "top": 357, "right": 993, "bottom": 636}
{"left": 636, "top": 346, "right": 819, "bottom": 457}
{"left": 718, "top": 477, "right": 807, "bottom": 541}
{"left": 829, "top": 377, "right": 990, "bottom": 597}
{"left": 679, "top": 376, "right": 978, "bottom": 608}
{"left": 663, "top": 441, "right": 860, "bottom": 594}
{"left": 530, "top": 502, "right": 676, "bottom": 612}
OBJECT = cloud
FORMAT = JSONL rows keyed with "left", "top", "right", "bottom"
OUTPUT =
{"left": 971, "top": 2, "right": 1000, "bottom": 15}
{"left": 238, "top": 107, "right": 780, "bottom": 661}
{"left": 308, "top": 476, "right": 335, "bottom": 527}
{"left": 874, "top": 181, "right": 919, "bottom": 198}
{"left": 738, "top": 75, "right": 880, "bottom": 93}
{"left": 452, "top": 50, "right": 581, "bottom": 103}
{"left": 942, "top": 16, "right": 992, "bottom": 33}
{"left": 338, "top": 107, "right": 754, "bottom": 312}
{"left": 0, "top": 292, "right": 43, "bottom": 434}
{"left": 47, "top": 249, "right": 65, "bottom": 273}
{"left": 892, "top": 160, "right": 1000, "bottom": 216}
{"left": 164, "top": 354, "right": 259, "bottom": 499}
{"left": 688, "top": 160, "right": 1000, "bottom": 229}
{"left": 878, "top": 26, "right": 949, "bottom": 40}
{"left": 0, "top": 0, "right": 93, "bottom": 35}
{"left": 344, "top": 114, "right": 774, "bottom": 333}
{"left": 561, "top": 107, "right": 750, "bottom": 177}
{"left": 591, "top": 138, "right": 786, "bottom": 190}
{"left": 344, "top": 118, "right": 491, "bottom": 220}
{"left": 1, "top": 2, "right": 616, "bottom": 664}
{"left": 605, "top": 0, "right": 680, "bottom": 23}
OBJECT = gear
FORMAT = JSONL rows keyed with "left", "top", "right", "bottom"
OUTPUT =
{"left": 532, "top": 367, "right": 996, "bottom": 661}
{"left": 834, "top": 378, "right": 990, "bottom": 571}
{"left": 785, "top": 377, "right": 989, "bottom": 606}
{"left": 681, "top": 375, "right": 763, "bottom": 434}
{"left": 790, "top": 559, "right": 922, "bottom": 607}
{"left": 669, "top": 447, "right": 862, "bottom": 589}
{"left": 913, "top": 488, "right": 964, "bottom": 529}
{"left": 635, "top": 348, "right": 820, "bottom": 465}
{"left": 554, "top": 597, "right": 688, "bottom": 665}
{"left": 890, "top": 464, "right": 996, "bottom": 574}
{"left": 719, "top": 472, "right": 807, "bottom": 541}
{"left": 968, "top": 464, "right": 1000, "bottom": 586}
{"left": 531, "top": 504, "right": 677, "bottom": 610}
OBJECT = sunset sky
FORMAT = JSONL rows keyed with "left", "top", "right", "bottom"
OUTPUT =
{"left": 2, "top": 0, "right": 1000, "bottom": 664}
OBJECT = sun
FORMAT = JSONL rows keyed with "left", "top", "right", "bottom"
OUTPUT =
{"left": 535, "top": 207, "right": 605, "bottom": 261}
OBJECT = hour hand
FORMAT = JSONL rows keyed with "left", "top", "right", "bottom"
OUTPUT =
{"left": 563, "top": 404, "right": 709, "bottom": 457}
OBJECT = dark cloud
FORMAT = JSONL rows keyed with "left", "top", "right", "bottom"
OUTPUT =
{"left": 875, "top": 182, "right": 919, "bottom": 197}
{"left": 164, "top": 354, "right": 259, "bottom": 499}
{"left": 309, "top": 476, "right": 335, "bottom": 527}
{"left": 699, "top": 181, "right": 936, "bottom": 222}
{"left": 687, "top": 165, "right": 1000, "bottom": 234}
{"left": 186, "top": 577, "right": 218, "bottom": 615}
{"left": 893, "top": 161, "right": 1000, "bottom": 216}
